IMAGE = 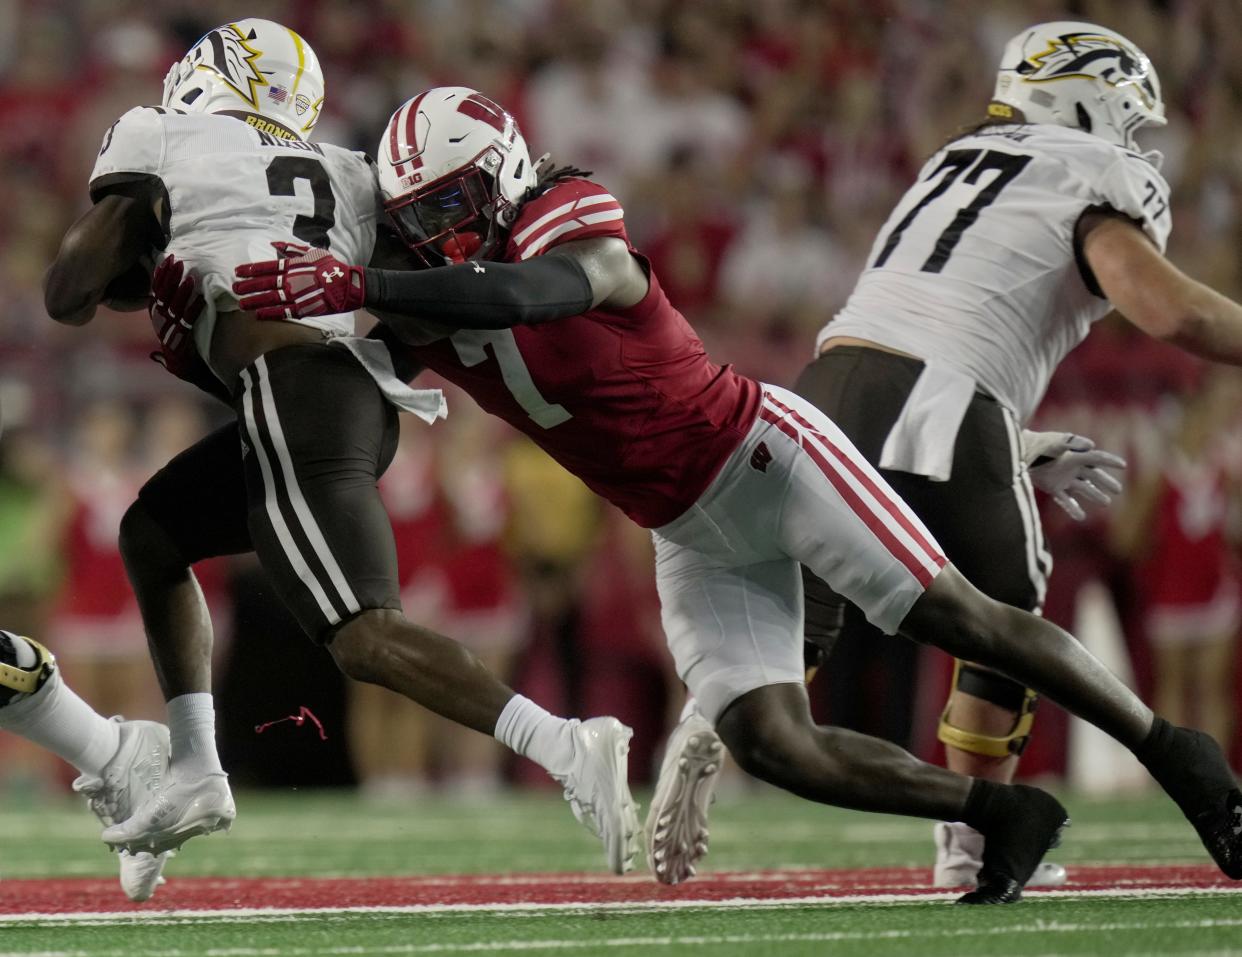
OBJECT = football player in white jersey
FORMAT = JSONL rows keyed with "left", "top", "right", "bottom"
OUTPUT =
{"left": 0, "top": 629, "right": 170, "bottom": 901}
{"left": 651, "top": 19, "right": 1242, "bottom": 889}
{"left": 43, "top": 20, "right": 639, "bottom": 874}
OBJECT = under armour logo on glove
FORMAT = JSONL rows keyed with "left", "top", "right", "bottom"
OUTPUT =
{"left": 148, "top": 254, "right": 205, "bottom": 379}
{"left": 233, "top": 241, "right": 366, "bottom": 321}
{"left": 1022, "top": 429, "right": 1126, "bottom": 521}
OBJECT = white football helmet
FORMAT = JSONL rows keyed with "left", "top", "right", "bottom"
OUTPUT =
{"left": 377, "top": 86, "right": 539, "bottom": 264}
{"left": 162, "top": 19, "right": 324, "bottom": 141}
{"left": 992, "top": 21, "right": 1165, "bottom": 151}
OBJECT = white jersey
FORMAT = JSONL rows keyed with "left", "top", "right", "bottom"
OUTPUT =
{"left": 90, "top": 106, "right": 380, "bottom": 357}
{"left": 820, "top": 124, "right": 1172, "bottom": 422}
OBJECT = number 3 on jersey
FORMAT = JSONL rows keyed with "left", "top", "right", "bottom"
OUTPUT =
{"left": 450, "top": 329, "right": 572, "bottom": 428}
{"left": 873, "top": 149, "right": 1031, "bottom": 274}
{"left": 266, "top": 156, "right": 336, "bottom": 249}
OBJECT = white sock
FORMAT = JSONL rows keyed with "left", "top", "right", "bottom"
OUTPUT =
{"left": 0, "top": 668, "right": 120, "bottom": 777}
{"left": 167, "top": 692, "right": 224, "bottom": 779}
{"left": 494, "top": 694, "right": 577, "bottom": 776}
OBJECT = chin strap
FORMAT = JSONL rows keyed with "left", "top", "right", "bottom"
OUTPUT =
{"left": 937, "top": 660, "right": 1038, "bottom": 758}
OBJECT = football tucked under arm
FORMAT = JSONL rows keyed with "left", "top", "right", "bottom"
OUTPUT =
{"left": 103, "top": 255, "right": 155, "bottom": 311}
{"left": 45, "top": 191, "right": 160, "bottom": 325}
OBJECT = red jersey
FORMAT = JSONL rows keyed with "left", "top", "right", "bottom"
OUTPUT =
{"left": 406, "top": 179, "right": 762, "bottom": 528}
{"left": 1140, "top": 457, "right": 1239, "bottom": 608}
{"left": 56, "top": 470, "right": 139, "bottom": 619}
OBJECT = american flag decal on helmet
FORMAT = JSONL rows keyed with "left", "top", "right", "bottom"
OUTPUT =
{"left": 268, "top": 85, "right": 289, "bottom": 103}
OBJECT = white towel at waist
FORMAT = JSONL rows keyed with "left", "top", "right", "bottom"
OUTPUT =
{"left": 878, "top": 361, "right": 976, "bottom": 482}
{"left": 333, "top": 336, "right": 447, "bottom": 424}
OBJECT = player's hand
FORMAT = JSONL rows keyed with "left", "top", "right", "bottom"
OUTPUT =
{"left": 148, "top": 254, "right": 205, "bottom": 379}
{"left": 233, "top": 242, "right": 366, "bottom": 320}
{"left": 1022, "top": 430, "right": 1126, "bottom": 521}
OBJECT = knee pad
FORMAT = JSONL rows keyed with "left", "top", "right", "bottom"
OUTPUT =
{"left": 937, "top": 660, "right": 1038, "bottom": 758}
{"left": 0, "top": 631, "right": 56, "bottom": 705}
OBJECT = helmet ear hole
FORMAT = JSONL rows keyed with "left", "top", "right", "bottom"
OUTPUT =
{"left": 1075, "top": 102, "right": 1094, "bottom": 134}
{"left": 180, "top": 88, "right": 203, "bottom": 105}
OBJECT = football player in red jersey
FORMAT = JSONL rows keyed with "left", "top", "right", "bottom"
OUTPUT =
{"left": 218, "top": 86, "right": 1242, "bottom": 903}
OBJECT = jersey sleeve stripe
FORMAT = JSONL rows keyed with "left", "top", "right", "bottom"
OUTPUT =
{"left": 512, "top": 199, "right": 578, "bottom": 246}
{"left": 579, "top": 208, "right": 625, "bottom": 226}
{"left": 512, "top": 191, "right": 619, "bottom": 246}
{"left": 572, "top": 192, "right": 620, "bottom": 209}
{"left": 519, "top": 203, "right": 625, "bottom": 254}
{"left": 517, "top": 209, "right": 623, "bottom": 260}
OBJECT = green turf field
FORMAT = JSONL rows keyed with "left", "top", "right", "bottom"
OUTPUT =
{"left": 1, "top": 785, "right": 1238, "bottom": 956}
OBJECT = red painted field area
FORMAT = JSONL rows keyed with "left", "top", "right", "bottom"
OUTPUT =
{"left": 1, "top": 865, "right": 1233, "bottom": 916}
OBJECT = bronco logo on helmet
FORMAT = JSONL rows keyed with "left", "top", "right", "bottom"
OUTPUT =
{"left": 1019, "top": 31, "right": 1159, "bottom": 110}
{"left": 175, "top": 24, "right": 267, "bottom": 109}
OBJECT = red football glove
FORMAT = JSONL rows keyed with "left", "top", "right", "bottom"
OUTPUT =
{"left": 233, "top": 241, "right": 366, "bottom": 321}
{"left": 148, "top": 254, "right": 205, "bottom": 379}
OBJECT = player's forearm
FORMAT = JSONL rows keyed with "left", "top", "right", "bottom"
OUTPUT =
{"left": 362, "top": 254, "right": 593, "bottom": 332}
{"left": 1086, "top": 218, "right": 1242, "bottom": 364}
{"left": 44, "top": 237, "right": 108, "bottom": 325}
{"left": 1163, "top": 281, "right": 1242, "bottom": 365}
{"left": 44, "top": 196, "right": 147, "bottom": 325}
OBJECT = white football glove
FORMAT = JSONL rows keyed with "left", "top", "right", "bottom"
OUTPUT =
{"left": 1021, "top": 430, "right": 1126, "bottom": 521}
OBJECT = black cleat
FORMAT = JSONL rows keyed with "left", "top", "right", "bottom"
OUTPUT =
{"left": 1189, "top": 787, "right": 1242, "bottom": 880}
{"left": 957, "top": 785, "right": 1069, "bottom": 905}
{"left": 1139, "top": 720, "right": 1242, "bottom": 879}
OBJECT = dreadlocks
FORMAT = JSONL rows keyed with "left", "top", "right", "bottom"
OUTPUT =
{"left": 529, "top": 154, "right": 594, "bottom": 200}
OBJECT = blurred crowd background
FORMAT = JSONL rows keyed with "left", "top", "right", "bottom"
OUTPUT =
{"left": 3, "top": 0, "right": 1242, "bottom": 798}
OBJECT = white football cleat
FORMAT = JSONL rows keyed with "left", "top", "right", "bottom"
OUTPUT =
{"left": 933, "top": 821, "right": 1068, "bottom": 888}
{"left": 102, "top": 773, "right": 236, "bottom": 856}
{"left": 118, "top": 849, "right": 171, "bottom": 902}
{"left": 71, "top": 718, "right": 173, "bottom": 901}
{"left": 646, "top": 709, "right": 723, "bottom": 885}
{"left": 552, "top": 717, "right": 639, "bottom": 874}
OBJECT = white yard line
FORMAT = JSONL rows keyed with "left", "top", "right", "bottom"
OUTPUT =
{"left": 4, "top": 916, "right": 1242, "bottom": 956}
{"left": 2, "top": 883, "right": 1241, "bottom": 926}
